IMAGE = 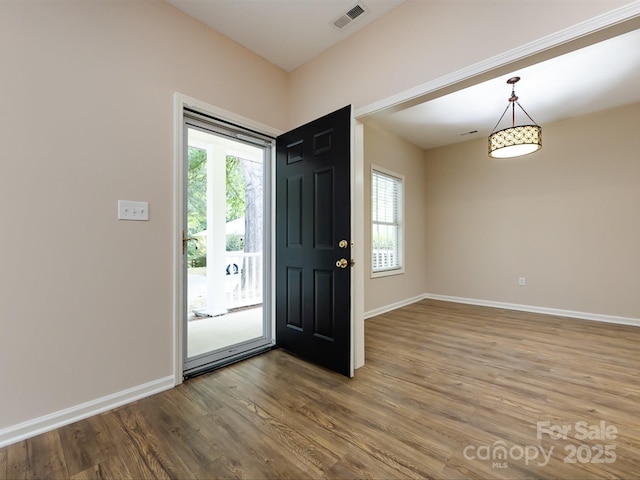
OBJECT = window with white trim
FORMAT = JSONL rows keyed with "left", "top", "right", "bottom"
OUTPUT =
{"left": 371, "top": 166, "right": 404, "bottom": 277}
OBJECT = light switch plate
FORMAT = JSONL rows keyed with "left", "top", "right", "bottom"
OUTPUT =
{"left": 118, "top": 200, "right": 149, "bottom": 221}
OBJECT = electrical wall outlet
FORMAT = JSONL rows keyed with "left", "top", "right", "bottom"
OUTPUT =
{"left": 519, "top": 277, "right": 526, "bottom": 286}
{"left": 118, "top": 200, "right": 149, "bottom": 221}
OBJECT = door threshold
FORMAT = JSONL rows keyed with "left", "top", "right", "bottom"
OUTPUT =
{"left": 183, "top": 344, "right": 275, "bottom": 380}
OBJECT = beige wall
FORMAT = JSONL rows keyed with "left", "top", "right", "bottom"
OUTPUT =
{"left": 424, "top": 102, "right": 640, "bottom": 318}
{"left": 363, "top": 124, "right": 428, "bottom": 313}
{"left": 0, "top": 0, "right": 287, "bottom": 430}
{"left": 289, "top": 0, "right": 629, "bottom": 127}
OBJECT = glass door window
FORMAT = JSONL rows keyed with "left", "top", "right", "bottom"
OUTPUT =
{"left": 183, "top": 115, "right": 272, "bottom": 376}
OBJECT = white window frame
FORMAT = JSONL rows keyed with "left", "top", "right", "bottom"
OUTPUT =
{"left": 371, "top": 165, "right": 404, "bottom": 278}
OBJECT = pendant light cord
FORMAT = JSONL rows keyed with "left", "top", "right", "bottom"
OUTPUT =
{"left": 490, "top": 101, "right": 540, "bottom": 133}
{"left": 490, "top": 79, "right": 539, "bottom": 133}
{"left": 490, "top": 104, "right": 511, "bottom": 133}
{"left": 515, "top": 101, "right": 538, "bottom": 125}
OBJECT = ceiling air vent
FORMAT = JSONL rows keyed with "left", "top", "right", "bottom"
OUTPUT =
{"left": 346, "top": 4, "right": 365, "bottom": 20}
{"left": 333, "top": 3, "right": 367, "bottom": 30}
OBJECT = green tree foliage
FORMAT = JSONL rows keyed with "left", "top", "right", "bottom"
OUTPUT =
{"left": 187, "top": 146, "right": 207, "bottom": 237}
{"left": 226, "top": 156, "right": 245, "bottom": 222}
{"left": 187, "top": 149, "right": 246, "bottom": 262}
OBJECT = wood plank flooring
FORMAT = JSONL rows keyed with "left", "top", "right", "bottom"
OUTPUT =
{"left": 2, "top": 299, "right": 640, "bottom": 479}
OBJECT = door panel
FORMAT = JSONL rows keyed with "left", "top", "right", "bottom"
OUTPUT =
{"left": 314, "top": 168, "right": 334, "bottom": 248}
{"left": 275, "top": 105, "right": 352, "bottom": 377}
{"left": 314, "top": 269, "right": 334, "bottom": 339}
{"left": 286, "top": 175, "right": 303, "bottom": 246}
{"left": 286, "top": 267, "right": 303, "bottom": 329}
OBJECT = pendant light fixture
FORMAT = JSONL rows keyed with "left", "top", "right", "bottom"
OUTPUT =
{"left": 488, "top": 76, "right": 542, "bottom": 158}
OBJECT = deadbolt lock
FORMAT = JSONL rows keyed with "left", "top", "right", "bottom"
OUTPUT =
{"left": 338, "top": 239, "right": 348, "bottom": 249}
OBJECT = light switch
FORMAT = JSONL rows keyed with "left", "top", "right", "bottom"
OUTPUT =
{"left": 118, "top": 200, "right": 149, "bottom": 221}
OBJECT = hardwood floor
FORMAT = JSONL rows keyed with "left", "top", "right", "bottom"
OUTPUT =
{"left": 2, "top": 299, "right": 640, "bottom": 479}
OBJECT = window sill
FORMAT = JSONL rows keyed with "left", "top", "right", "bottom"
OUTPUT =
{"left": 371, "top": 268, "right": 404, "bottom": 279}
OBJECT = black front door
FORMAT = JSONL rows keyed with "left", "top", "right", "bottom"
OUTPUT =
{"left": 275, "top": 105, "right": 352, "bottom": 377}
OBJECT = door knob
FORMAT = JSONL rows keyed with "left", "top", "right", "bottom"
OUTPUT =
{"left": 336, "top": 258, "right": 348, "bottom": 269}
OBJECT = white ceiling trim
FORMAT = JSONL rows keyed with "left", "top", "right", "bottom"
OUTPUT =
{"left": 354, "top": 0, "right": 640, "bottom": 120}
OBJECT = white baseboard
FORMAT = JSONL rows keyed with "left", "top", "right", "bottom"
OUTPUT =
{"left": 0, "top": 375, "right": 175, "bottom": 449}
{"left": 423, "top": 293, "right": 640, "bottom": 327}
{"left": 364, "top": 294, "right": 427, "bottom": 319}
{"left": 365, "top": 293, "right": 640, "bottom": 328}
